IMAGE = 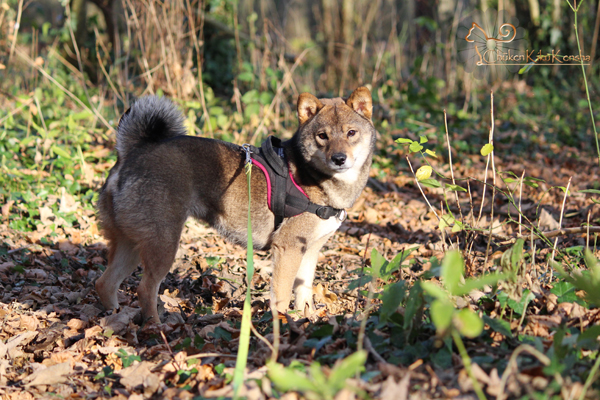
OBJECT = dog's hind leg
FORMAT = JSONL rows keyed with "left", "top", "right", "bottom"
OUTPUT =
{"left": 96, "top": 238, "right": 141, "bottom": 311}
{"left": 137, "top": 236, "right": 180, "bottom": 323}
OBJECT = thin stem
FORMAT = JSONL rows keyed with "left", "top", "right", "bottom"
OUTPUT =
{"left": 406, "top": 157, "right": 440, "bottom": 221}
{"left": 452, "top": 330, "right": 486, "bottom": 400}
{"left": 571, "top": 0, "right": 600, "bottom": 167}
{"left": 579, "top": 352, "right": 600, "bottom": 400}
{"left": 551, "top": 177, "right": 572, "bottom": 263}
{"left": 357, "top": 272, "right": 377, "bottom": 354}
{"left": 518, "top": 170, "right": 525, "bottom": 236}
{"left": 483, "top": 91, "right": 497, "bottom": 270}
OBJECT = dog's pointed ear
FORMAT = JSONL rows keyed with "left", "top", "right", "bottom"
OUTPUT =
{"left": 346, "top": 87, "right": 373, "bottom": 120}
{"left": 297, "top": 93, "right": 323, "bottom": 124}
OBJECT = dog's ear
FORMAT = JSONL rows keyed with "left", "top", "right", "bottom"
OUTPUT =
{"left": 297, "top": 93, "right": 323, "bottom": 124}
{"left": 346, "top": 87, "right": 373, "bottom": 120}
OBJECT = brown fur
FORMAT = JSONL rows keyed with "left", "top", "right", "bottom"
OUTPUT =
{"left": 95, "top": 87, "right": 376, "bottom": 322}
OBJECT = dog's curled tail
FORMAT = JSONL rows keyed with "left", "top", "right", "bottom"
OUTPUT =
{"left": 116, "top": 96, "right": 187, "bottom": 159}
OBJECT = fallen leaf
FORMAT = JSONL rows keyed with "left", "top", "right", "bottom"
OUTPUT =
{"left": 23, "top": 362, "right": 71, "bottom": 387}
{"left": 380, "top": 374, "right": 409, "bottom": 400}
{"left": 100, "top": 307, "right": 140, "bottom": 335}
{"left": 119, "top": 361, "right": 155, "bottom": 391}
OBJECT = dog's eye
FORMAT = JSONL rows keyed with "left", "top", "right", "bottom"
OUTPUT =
{"left": 347, "top": 130, "right": 356, "bottom": 138}
{"left": 318, "top": 133, "right": 328, "bottom": 140}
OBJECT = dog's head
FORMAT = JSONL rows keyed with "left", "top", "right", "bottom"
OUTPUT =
{"left": 295, "top": 87, "right": 376, "bottom": 176}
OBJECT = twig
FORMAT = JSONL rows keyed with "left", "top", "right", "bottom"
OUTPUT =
{"left": 184, "top": 352, "right": 248, "bottom": 360}
{"left": 186, "top": 0, "right": 212, "bottom": 136}
{"left": 497, "top": 344, "right": 551, "bottom": 400}
{"left": 364, "top": 336, "right": 386, "bottom": 364}
{"left": 7, "top": 0, "right": 23, "bottom": 65}
{"left": 444, "top": 109, "right": 463, "bottom": 220}
{"left": 495, "top": 226, "right": 600, "bottom": 245}
{"left": 551, "top": 177, "right": 572, "bottom": 264}
{"left": 406, "top": 157, "right": 440, "bottom": 221}
{"left": 587, "top": 211, "right": 591, "bottom": 250}
{"left": 249, "top": 47, "right": 312, "bottom": 144}
{"left": 483, "top": 91, "right": 497, "bottom": 270}
{"left": 250, "top": 321, "right": 274, "bottom": 353}
{"left": 14, "top": 48, "right": 114, "bottom": 133}
{"left": 568, "top": 0, "right": 600, "bottom": 168}
{"left": 518, "top": 170, "right": 525, "bottom": 236}
{"left": 160, "top": 331, "right": 182, "bottom": 371}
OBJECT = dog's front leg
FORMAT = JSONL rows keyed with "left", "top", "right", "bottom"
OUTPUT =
{"left": 292, "top": 233, "right": 333, "bottom": 315}
{"left": 270, "top": 240, "right": 305, "bottom": 314}
{"left": 270, "top": 215, "right": 340, "bottom": 316}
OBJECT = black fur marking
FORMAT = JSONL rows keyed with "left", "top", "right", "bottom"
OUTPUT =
{"left": 297, "top": 237, "right": 307, "bottom": 254}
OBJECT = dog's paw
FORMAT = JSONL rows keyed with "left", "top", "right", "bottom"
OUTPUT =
{"left": 294, "top": 286, "right": 315, "bottom": 316}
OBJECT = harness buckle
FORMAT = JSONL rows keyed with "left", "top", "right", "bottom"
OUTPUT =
{"left": 337, "top": 209, "right": 347, "bottom": 222}
{"left": 315, "top": 207, "right": 329, "bottom": 219}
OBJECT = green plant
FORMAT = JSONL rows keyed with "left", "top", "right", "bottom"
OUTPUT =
{"left": 267, "top": 351, "right": 366, "bottom": 400}
{"left": 422, "top": 251, "right": 507, "bottom": 400}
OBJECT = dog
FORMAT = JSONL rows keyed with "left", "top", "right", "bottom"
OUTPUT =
{"left": 95, "top": 87, "right": 376, "bottom": 323}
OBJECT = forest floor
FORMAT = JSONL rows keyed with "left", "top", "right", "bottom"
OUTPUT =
{"left": 1, "top": 129, "right": 600, "bottom": 400}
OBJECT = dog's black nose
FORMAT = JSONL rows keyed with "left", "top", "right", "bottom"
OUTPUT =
{"left": 331, "top": 153, "right": 347, "bottom": 166}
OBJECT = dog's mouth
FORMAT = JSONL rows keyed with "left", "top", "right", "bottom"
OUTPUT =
{"left": 327, "top": 161, "right": 353, "bottom": 173}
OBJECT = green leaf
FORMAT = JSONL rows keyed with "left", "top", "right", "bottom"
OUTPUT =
{"left": 419, "top": 178, "right": 441, "bottom": 188}
{"left": 381, "top": 247, "right": 418, "bottom": 279}
{"left": 238, "top": 72, "right": 254, "bottom": 82}
{"left": 267, "top": 361, "right": 319, "bottom": 393}
{"left": 370, "top": 248, "right": 386, "bottom": 279}
{"left": 577, "top": 325, "right": 600, "bottom": 350}
{"left": 445, "top": 183, "right": 467, "bottom": 192}
{"left": 244, "top": 103, "right": 261, "bottom": 118}
{"left": 578, "top": 189, "right": 600, "bottom": 195}
{"left": 380, "top": 281, "right": 406, "bottom": 322}
{"left": 425, "top": 149, "right": 437, "bottom": 158}
{"left": 480, "top": 143, "right": 494, "bottom": 156}
{"left": 455, "top": 309, "right": 483, "bottom": 338}
{"left": 395, "top": 138, "right": 414, "bottom": 144}
{"left": 507, "top": 289, "right": 535, "bottom": 315}
{"left": 241, "top": 89, "right": 259, "bottom": 104}
{"left": 554, "top": 250, "right": 600, "bottom": 307}
{"left": 409, "top": 141, "right": 424, "bottom": 153}
{"left": 348, "top": 275, "right": 372, "bottom": 290}
{"left": 430, "top": 300, "right": 454, "bottom": 334}
{"left": 510, "top": 239, "right": 524, "bottom": 270}
{"left": 441, "top": 250, "right": 464, "bottom": 294}
{"left": 439, "top": 214, "right": 455, "bottom": 230}
{"left": 404, "top": 283, "right": 424, "bottom": 330}
{"left": 328, "top": 351, "right": 367, "bottom": 389}
{"left": 483, "top": 315, "right": 513, "bottom": 339}
{"left": 421, "top": 281, "right": 449, "bottom": 301}
{"left": 51, "top": 145, "right": 71, "bottom": 159}
{"left": 550, "top": 281, "right": 575, "bottom": 297}
{"left": 453, "top": 273, "right": 508, "bottom": 296}
{"left": 419, "top": 135, "right": 428, "bottom": 144}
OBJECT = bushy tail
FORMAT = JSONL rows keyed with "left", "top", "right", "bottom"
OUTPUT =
{"left": 116, "top": 96, "right": 186, "bottom": 159}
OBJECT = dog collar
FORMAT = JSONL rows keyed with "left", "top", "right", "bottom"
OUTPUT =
{"left": 243, "top": 136, "right": 346, "bottom": 230}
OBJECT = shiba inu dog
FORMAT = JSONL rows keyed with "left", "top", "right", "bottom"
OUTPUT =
{"left": 95, "top": 87, "right": 376, "bottom": 323}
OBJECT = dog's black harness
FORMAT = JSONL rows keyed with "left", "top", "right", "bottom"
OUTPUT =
{"left": 243, "top": 136, "right": 346, "bottom": 230}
